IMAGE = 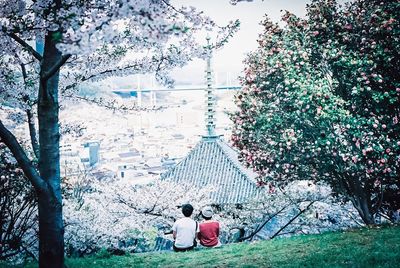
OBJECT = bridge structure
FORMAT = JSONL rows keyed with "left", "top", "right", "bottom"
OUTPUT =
{"left": 112, "top": 85, "right": 241, "bottom": 106}
{"left": 113, "top": 84, "right": 241, "bottom": 94}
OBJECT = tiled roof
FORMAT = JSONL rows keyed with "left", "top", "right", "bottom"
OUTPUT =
{"left": 161, "top": 136, "right": 259, "bottom": 204}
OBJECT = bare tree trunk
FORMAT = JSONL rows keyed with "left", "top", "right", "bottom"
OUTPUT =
{"left": 37, "top": 31, "right": 64, "bottom": 268}
{"left": 336, "top": 171, "right": 375, "bottom": 225}
{"left": 1, "top": 2, "right": 69, "bottom": 267}
{"left": 348, "top": 176, "right": 375, "bottom": 225}
{"left": 350, "top": 197, "right": 375, "bottom": 225}
{"left": 37, "top": 191, "right": 63, "bottom": 268}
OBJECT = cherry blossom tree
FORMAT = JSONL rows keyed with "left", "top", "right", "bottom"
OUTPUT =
{"left": 0, "top": 1, "right": 239, "bottom": 266}
{"left": 231, "top": 0, "right": 400, "bottom": 225}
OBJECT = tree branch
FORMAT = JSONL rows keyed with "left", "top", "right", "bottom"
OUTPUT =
{"left": 0, "top": 120, "right": 46, "bottom": 193}
{"left": 371, "top": 181, "right": 384, "bottom": 215}
{"left": 161, "top": 0, "right": 181, "bottom": 13}
{"left": 41, "top": 54, "right": 71, "bottom": 81}
{"left": 240, "top": 205, "right": 288, "bottom": 242}
{"left": 20, "top": 63, "right": 28, "bottom": 81}
{"left": 26, "top": 109, "right": 40, "bottom": 160}
{"left": 270, "top": 201, "right": 315, "bottom": 240}
{"left": 20, "top": 63, "right": 40, "bottom": 160}
{"left": 58, "top": 64, "right": 140, "bottom": 98}
{"left": 7, "top": 32, "right": 43, "bottom": 61}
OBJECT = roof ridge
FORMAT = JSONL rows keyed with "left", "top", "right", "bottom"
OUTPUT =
{"left": 160, "top": 139, "right": 203, "bottom": 179}
{"left": 214, "top": 138, "right": 258, "bottom": 183}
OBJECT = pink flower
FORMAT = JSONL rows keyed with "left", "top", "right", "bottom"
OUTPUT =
{"left": 382, "top": 124, "right": 387, "bottom": 129}
{"left": 344, "top": 24, "right": 353, "bottom": 30}
{"left": 355, "top": 139, "right": 360, "bottom": 148}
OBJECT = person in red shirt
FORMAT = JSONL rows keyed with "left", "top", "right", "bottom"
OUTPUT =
{"left": 197, "top": 206, "right": 221, "bottom": 247}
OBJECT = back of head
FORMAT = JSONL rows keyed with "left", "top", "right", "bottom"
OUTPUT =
{"left": 201, "top": 206, "right": 213, "bottom": 220}
{"left": 182, "top": 203, "right": 194, "bottom": 217}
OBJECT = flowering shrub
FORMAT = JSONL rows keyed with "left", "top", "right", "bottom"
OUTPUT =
{"left": 231, "top": 0, "right": 400, "bottom": 224}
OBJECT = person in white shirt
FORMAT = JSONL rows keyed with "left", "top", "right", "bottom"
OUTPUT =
{"left": 172, "top": 203, "right": 199, "bottom": 252}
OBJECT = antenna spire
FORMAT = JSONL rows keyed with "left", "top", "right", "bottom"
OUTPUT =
{"left": 205, "top": 35, "right": 216, "bottom": 137}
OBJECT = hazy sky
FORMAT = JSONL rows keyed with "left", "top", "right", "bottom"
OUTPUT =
{"left": 169, "top": 0, "right": 311, "bottom": 85}
{"left": 109, "top": 1, "right": 314, "bottom": 88}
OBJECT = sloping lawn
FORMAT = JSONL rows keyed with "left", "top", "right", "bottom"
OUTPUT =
{"left": 3, "top": 225, "right": 400, "bottom": 268}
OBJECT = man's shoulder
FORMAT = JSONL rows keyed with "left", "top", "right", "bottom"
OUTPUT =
{"left": 175, "top": 217, "right": 194, "bottom": 225}
{"left": 201, "top": 220, "right": 219, "bottom": 224}
{"left": 175, "top": 218, "right": 184, "bottom": 224}
{"left": 200, "top": 221, "right": 219, "bottom": 227}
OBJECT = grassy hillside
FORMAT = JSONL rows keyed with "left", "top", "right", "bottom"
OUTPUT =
{"left": 4, "top": 225, "right": 400, "bottom": 268}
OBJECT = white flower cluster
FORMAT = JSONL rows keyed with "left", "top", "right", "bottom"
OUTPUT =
{"left": 63, "top": 178, "right": 212, "bottom": 254}
{"left": 64, "top": 176, "right": 361, "bottom": 251}
{"left": 0, "top": 0, "right": 240, "bottom": 111}
{"left": 216, "top": 181, "right": 361, "bottom": 242}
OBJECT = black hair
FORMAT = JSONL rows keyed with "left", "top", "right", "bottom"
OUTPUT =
{"left": 182, "top": 204, "right": 194, "bottom": 217}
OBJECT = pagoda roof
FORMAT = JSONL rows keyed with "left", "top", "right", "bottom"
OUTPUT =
{"left": 161, "top": 136, "right": 259, "bottom": 204}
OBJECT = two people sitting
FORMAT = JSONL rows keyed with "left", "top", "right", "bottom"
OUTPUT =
{"left": 172, "top": 203, "right": 220, "bottom": 252}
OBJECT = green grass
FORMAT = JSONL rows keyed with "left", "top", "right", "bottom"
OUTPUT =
{"left": 3, "top": 225, "right": 400, "bottom": 268}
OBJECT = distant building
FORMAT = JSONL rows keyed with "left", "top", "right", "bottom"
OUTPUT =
{"left": 60, "top": 143, "right": 83, "bottom": 177}
{"left": 117, "top": 164, "right": 148, "bottom": 179}
{"left": 118, "top": 150, "right": 142, "bottom": 162}
{"left": 92, "top": 169, "right": 116, "bottom": 181}
{"left": 82, "top": 141, "right": 100, "bottom": 166}
{"left": 161, "top": 155, "right": 176, "bottom": 170}
{"left": 176, "top": 111, "right": 199, "bottom": 126}
{"left": 60, "top": 143, "right": 76, "bottom": 156}
{"left": 171, "top": 133, "right": 185, "bottom": 140}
